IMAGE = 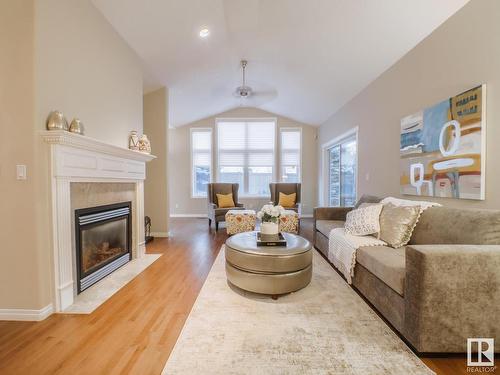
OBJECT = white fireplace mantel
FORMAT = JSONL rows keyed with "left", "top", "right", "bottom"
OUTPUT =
{"left": 41, "top": 131, "right": 156, "bottom": 312}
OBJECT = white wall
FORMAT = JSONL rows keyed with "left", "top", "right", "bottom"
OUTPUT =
{"left": 319, "top": 0, "right": 500, "bottom": 209}
{"left": 35, "top": 0, "right": 143, "bottom": 148}
{"left": 169, "top": 107, "right": 318, "bottom": 216}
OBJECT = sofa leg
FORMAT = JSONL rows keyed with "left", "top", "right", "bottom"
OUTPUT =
{"left": 215, "top": 222, "right": 219, "bottom": 231}
{"left": 208, "top": 218, "right": 212, "bottom": 228}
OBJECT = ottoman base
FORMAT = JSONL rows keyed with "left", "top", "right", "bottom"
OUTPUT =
{"left": 225, "top": 261, "right": 312, "bottom": 295}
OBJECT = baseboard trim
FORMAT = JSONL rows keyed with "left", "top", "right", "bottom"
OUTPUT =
{"left": 170, "top": 214, "right": 207, "bottom": 218}
{"left": 301, "top": 214, "right": 313, "bottom": 218}
{"left": 0, "top": 304, "right": 53, "bottom": 321}
{"left": 150, "top": 231, "right": 170, "bottom": 237}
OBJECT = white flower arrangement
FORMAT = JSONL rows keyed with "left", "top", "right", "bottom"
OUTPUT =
{"left": 256, "top": 204, "right": 285, "bottom": 224}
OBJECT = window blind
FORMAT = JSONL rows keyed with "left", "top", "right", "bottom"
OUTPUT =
{"left": 217, "top": 120, "right": 276, "bottom": 196}
{"left": 191, "top": 129, "right": 212, "bottom": 197}
{"left": 280, "top": 129, "right": 301, "bottom": 182}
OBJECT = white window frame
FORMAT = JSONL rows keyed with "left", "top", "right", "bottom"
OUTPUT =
{"left": 320, "top": 127, "right": 358, "bottom": 206}
{"left": 279, "top": 127, "right": 302, "bottom": 183}
{"left": 190, "top": 128, "right": 213, "bottom": 198}
{"left": 215, "top": 117, "right": 277, "bottom": 198}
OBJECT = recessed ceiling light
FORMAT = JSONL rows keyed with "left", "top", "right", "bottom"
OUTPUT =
{"left": 199, "top": 28, "right": 210, "bottom": 38}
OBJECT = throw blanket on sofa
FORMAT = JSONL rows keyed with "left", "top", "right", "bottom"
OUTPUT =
{"left": 328, "top": 228, "right": 386, "bottom": 284}
{"left": 380, "top": 196, "right": 441, "bottom": 212}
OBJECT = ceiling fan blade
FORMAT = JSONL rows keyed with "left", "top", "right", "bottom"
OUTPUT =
{"left": 245, "top": 91, "right": 278, "bottom": 106}
{"left": 211, "top": 83, "right": 233, "bottom": 97}
{"left": 251, "top": 89, "right": 277, "bottom": 98}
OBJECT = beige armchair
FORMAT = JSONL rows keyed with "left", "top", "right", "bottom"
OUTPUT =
{"left": 207, "top": 183, "right": 245, "bottom": 231}
{"left": 269, "top": 183, "right": 301, "bottom": 214}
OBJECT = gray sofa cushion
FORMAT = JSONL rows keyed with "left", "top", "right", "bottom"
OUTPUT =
{"left": 356, "top": 246, "right": 406, "bottom": 296}
{"left": 410, "top": 206, "right": 500, "bottom": 245}
{"left": 316, "top": 220, "right": 345, "bottom": 237}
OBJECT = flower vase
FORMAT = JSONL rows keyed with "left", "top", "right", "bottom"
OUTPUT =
{"left": 260, "top": 221, "right": 279, "bottom": 235}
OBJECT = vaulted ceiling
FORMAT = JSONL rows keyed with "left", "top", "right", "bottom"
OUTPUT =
{"left": 92, "top": 0, "right": 469, "bottom": 127}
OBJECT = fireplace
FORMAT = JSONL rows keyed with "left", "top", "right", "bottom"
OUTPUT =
{"left": 75, "top": 202, "right": 132, "bottom": 293}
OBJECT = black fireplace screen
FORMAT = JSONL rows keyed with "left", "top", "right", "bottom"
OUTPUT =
{"left": 75, "top": 202, "right": 132, "bottom": 293}
{"left": 80, "top": 219, "right": 127, "bottom": 274}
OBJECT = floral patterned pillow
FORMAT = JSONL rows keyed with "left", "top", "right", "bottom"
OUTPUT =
{"left": 344, "top": 203, "right": 384, "bottom": 236}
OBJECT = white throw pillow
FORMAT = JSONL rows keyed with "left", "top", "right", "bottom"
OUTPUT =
{"left": 344, "top": 203, "right": 383, "bottom": 236}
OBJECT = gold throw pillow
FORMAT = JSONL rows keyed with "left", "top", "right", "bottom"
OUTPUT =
{"left": 278, "top": 192, "right": 296, "bottom": 208}
{"left": 216, "top": 193, "right": 235, "bottom": 208}
{"left": 379, "top": 203, "right": 421, "bottom": 248}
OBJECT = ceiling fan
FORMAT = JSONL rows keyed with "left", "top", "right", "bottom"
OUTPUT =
{"left": 233, "top": 60, "right": 277, "bottom": 102}
{"left": 233, "top": 60, "right": 253, "bottom": 98}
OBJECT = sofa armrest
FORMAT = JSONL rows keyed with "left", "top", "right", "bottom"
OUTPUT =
{"left": 404, "top": 245, "right": 500, "bottom": 353}
{"left": 313, "top": 207, "right": 352, "bottom": 222}
{"left": 313, "top": 207, "right": 351, "bottom": 246}
{"left": 235, "top": 202, "right": 245, "bottom": 208}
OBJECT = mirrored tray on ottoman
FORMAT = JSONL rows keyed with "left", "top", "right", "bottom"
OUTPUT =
{"left": 256, "top": 232, "right": 287, "bottom": 246}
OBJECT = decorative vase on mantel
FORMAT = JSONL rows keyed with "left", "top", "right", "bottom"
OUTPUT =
{"left": 129, "top": 130, "right": 139, "bottom": 151}
{"left": 46, "top": 110, "right": 69, "bottom": 131}
{"left": 257, "top": 204, "right": 285, "bottom": 235}
{"left": 138, "top": 134, "right": 151, "bottom": 154}
{"left": 69, "top": 118, "right": 84, "bottom": 135}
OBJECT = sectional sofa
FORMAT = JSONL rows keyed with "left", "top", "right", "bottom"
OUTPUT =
{"left": 313, "top": 196, "right": 500, "bottom": 353}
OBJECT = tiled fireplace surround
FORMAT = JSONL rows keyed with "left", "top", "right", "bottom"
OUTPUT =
{"left": 41, "top": 131, "right": 155, "bottom": 312}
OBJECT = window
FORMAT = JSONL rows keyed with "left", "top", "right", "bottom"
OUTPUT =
{"left": 191, "top": 129, "right": 212, "bottom": 197}
{"left": 324, "top": 131, "right": 357, "bottom": 207}
{"left": 217, "top": 119, "right": 276, "bottom": 196}
{"left": 280, "top": 128, "right": 301, "bottom": 182}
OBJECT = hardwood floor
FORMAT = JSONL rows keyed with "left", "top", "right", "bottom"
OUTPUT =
{"left": 0, "top": 218, "right": 486, "bottom": 374}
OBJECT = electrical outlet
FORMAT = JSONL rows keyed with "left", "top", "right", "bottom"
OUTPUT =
{"left": 365, "top": 173, "right": 370, "bottom": 181}
{"left": 175, "top": 203, "right": 179, "bottom": 209}
{"left": 16, "top": 165, "right": 27, "bottom": 180}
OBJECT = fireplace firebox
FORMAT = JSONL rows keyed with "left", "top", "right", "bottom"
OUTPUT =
{"left": 75, "top": 202, "right": 132, "bottom": 293}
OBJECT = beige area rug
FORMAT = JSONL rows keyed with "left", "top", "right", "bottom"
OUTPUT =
{"left": 163, "top": 247, "right": 433, "bottom": 375}
{"left": 63, "top": 254, "right": 161, "bottom": 314}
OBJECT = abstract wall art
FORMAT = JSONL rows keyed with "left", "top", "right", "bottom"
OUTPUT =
{"left": 400, "top": 85, "right": 486, "bottom": 200}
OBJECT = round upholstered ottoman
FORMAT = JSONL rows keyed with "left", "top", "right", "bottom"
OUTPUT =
{"left": 225, "top": 231, "right": 312, "bottom": 297}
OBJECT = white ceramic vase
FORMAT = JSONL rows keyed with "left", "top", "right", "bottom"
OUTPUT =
{"left": 260, "top": 221, "right": 279, "bottom": 235}
{"left": 129, "top": 130, "right": 139, "bottom": 151}
{"left": 138, "top": 134, "right": 151, "bottom": 154}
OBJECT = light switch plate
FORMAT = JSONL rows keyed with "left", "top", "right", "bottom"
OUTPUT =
{"left": 16, "top": 165, "right": 27, "bottom": 180}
